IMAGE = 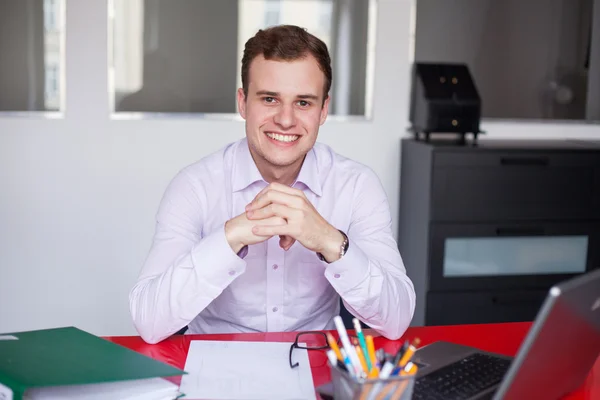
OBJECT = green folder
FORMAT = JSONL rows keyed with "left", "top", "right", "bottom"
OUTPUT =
{"left": 0, "top": 326, "right": 186, "bottom": 400}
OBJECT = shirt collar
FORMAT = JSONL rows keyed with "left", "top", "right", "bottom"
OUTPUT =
{"left": 232, "top": 138, "right": 323, "bottom": 197}
{"left": 232, "top": 138, "right": 264, "bottom": 192}
{"left": 293, "top": 147, "right": 322, "bottom": 197}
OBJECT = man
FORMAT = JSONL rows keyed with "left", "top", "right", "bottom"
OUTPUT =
{"left": 129, "top": 25, "right": 415, "bottom": 344}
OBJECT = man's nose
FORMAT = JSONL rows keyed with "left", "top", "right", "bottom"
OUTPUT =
{"left": 273, "top": 104, "right": 296, "bottom": 129}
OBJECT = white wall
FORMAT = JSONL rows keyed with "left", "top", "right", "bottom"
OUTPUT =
{"left": 0, "top": 0, "right": 599, "bottom": 336}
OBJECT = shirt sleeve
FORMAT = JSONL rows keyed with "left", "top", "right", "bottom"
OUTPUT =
{"left": 324, "top": 169, "right": 416, "bottom": 340}
{"left": 129, "top": 170, "right": 246, "bottom": 344}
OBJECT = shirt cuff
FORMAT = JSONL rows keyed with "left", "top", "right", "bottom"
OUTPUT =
{"left": 190, "top": 225, "right": 247, "bottom": 295}
{"left": 238, "top": 245, "right": 249, "bottom": 259}
{"left": 323, "top": 241, "right": 370, "bottom": 293}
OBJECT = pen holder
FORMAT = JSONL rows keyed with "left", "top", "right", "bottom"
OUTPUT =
{"left": 330, "top": 364, "right": 416, "bottom": 400}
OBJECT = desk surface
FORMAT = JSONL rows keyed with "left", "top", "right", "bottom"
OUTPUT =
{"left": 106, "top": 322, "right": 599, "bottom": 399}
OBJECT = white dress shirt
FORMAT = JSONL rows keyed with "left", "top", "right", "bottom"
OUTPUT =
{"left": 129, "top": 138, "right": 415, "bottom": 344}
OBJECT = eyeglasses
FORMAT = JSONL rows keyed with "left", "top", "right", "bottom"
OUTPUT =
{"left": 289, "top": 331, "right": 358, "bottom": 369}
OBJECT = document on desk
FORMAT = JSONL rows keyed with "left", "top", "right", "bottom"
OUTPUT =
{"left": 179, "top": 340, "right": 316, "bottom": 400}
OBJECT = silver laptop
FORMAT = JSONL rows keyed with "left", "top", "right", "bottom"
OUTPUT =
{"left": 412, "top": 268, "right": 600, "bottom": 400}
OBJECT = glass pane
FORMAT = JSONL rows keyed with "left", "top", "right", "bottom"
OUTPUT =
{"left": 0, "top": 0, "right": 64, "bottom": 112}
{"left": 110, "top": 0, "right": 376, "bottom": 116}
{"left": 443, "top": 236, "right": 588, "bottom": 277}
{"left": 414, "top": 0, "right": 600, "bottom": 122}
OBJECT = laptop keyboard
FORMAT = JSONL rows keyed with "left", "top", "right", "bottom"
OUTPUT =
{"left": 413, "top": 352, "right": 512, "bottom": 400}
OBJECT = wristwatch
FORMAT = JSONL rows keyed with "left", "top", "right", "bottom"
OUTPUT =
{"left": 317, "top": 230, "right": 349, "bottom": 263}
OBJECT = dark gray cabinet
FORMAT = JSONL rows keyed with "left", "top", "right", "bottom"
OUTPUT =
{"left": 398, "top": 138, "right": 600, "bottom": 326}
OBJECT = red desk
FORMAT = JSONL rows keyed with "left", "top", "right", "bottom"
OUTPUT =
{"left": 106, "top": 322, "right": 599, "bottom": 399}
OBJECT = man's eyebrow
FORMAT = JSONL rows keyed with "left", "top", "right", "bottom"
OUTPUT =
{"left": 297, "top": 94, "right": 319, "bottom": 100}
{"left": 255, "top": 90, "right": 279, "bottom": 97}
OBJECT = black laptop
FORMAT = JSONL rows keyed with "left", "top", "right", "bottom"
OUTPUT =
{"left": 411, "top": 267, "right": 600, "bottom": 399}
{"left": 318, "top": 268, "right": 600, "bottom": 400}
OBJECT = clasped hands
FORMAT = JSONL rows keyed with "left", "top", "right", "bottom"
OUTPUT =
{"left": 225, "top": 182, "right": 344, "bottom": 263}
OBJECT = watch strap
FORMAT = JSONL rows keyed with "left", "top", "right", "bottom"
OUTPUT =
{"left": 317, "top": 230, "right": 349, "bottom": 263}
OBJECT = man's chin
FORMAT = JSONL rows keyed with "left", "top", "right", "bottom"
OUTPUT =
{"left": 266, "top": 157, "right": 301, "bottom": 168}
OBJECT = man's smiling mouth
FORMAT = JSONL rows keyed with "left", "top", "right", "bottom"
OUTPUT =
{"left": 266, "top": 132, "right": 300, "bottom": 143}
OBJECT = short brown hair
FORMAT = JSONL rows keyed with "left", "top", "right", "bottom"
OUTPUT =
{"left": 241, "top": 25, "right": 332, "bottom": 102}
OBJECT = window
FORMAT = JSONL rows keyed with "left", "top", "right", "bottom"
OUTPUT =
{"left": 264, "top": 0, "right": 281, "bottom": 27}
{"left": 110, "top": 0, "right": 376, "bottom": 117}
{"left": 45, "top": 65, "right": 59, "bottom": 108}
{"left": 0, "top": 0, "right": 64, "bottom": 112}
{"left": 413, "top": 0, "right": 600, "bottom": 123}
{"left": 318, "top": 1, "right": 332, "bottom": 30}
{"left": 44, "top": 0, "right": 59, "bottom": 31}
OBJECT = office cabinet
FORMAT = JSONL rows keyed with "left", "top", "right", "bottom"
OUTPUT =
{"left": 398, "top": 138, "right": 600, "bottom": 326}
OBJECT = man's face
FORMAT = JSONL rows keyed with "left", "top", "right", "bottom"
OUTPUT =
{"left": 237, "top": 54, "right": 329, "bottom": 171}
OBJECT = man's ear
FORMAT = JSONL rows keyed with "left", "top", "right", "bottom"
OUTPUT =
{"left": 319, "top": 95, "right": 330, "bottom": 126}
{"left": 237, "top": 88, "right": 247, "bottom": 119}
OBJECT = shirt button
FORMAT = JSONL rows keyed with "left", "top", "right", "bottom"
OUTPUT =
{"left": 272, "top": 264, "right": 279, "bottom": 270}
{"left": 272, "top": 307, "right": 278, "bottom": 312}
{"left": 229, "top": 270, "right": 236, "bottom": 276}
{"left": 334, "top": 273, "right": 341, "bottom": 279}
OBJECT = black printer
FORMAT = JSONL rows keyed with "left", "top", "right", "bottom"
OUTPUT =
{"left": 409, "top": 62, "right": 482, "bottom": 141}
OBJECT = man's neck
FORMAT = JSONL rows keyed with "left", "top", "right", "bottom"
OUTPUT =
{"left": 252, "top": 153, "right": 305, "bottom": 187}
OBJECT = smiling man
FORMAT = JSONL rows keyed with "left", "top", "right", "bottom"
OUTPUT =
{"left": 129, "top": 25, "right": 415, "bottom": 344}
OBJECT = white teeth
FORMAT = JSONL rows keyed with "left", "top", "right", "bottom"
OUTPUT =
{"left": 266, "top": 132, "right": 299, "bottom": 143}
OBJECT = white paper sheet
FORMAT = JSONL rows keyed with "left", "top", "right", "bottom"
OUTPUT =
{"left": 179, "top": 340, "right": 316, "bottom": 400}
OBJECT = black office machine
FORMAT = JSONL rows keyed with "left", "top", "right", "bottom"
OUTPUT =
{"left": 409, "top": 62, "right": 483, "bottom": 141}
{"left": 398, "top": 138, "right": 600, "bottom": 327}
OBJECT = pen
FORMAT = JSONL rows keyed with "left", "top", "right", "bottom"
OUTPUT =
{"left": 326, "top": 349, "right": 349, "bottom": 373}
{"left": 388, "top": 363, "right": 419, "bottom": 400}
{"left": 390, "top": 341, "right": 409, "bottom": 375}
{"left": 397, "top": 338, "right": 420, "bottom": 368}
{"left": 340, "top": 348, "right": 356, "bottom": 377}
{"left": 374, "top": 362, "right": 419, "bottom": 400}
{"left": 353, "top": 318, "right": 373, "bottom": 372}
{"left": 326, "top": 332, "right": 343, "bottom": 362}
{"left": 378, "top": 355, "right": 397, "bottom": 380}
{"left": 334, "top": 316, "right": 364, "bottom": 378}
{"left": 367, "top": 366, "right": 380, "bottom": 379}
{"left": 355, "top": 345, "right": 369, "bottom": 375}
{"left": 378, "top": 343, "right": 411, "bottom": 382}
{"left": 392, "top": 344, "right": 409, "bottom": 371}
{"left": 376, "top": 348, "right": 387, "bottom": 366}
{"left": 326, "top": 349, "right": 338, "bottom": 367}
{"left": 401, "top": 362, "right": 418, "bottom": 376}
{"left": 366, "top": 335, "right": 377, "bottom": 370}
{"left": 365, "top": 353, "right": 400, "bottom": 400}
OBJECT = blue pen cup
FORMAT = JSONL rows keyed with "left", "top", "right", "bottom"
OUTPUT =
{"left": 330, "top": 363, "right": 416, "bottom": 400}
